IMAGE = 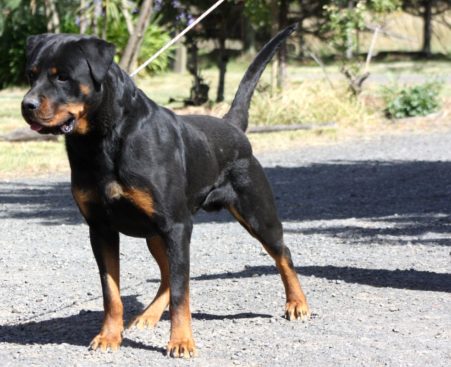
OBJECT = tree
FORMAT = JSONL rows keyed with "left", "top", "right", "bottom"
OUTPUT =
{"left": 119, "top": 0, "right": 154, "bottom": 73}
{"left": 402, "top": 0, "right": 450, "bottom": 56}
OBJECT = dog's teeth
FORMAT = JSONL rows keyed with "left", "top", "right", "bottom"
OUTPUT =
{"left": 61, "top": 120, "right": 74, "bottom": 133}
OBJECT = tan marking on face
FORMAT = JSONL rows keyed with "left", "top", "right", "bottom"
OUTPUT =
{"left": 72, "top": 187, "right": 98, "bottom": 219}
{"left": 79, "top": 83, "right": 90, "bottom": 96}
{"left": 31, "top": 66, "right": 39, "bottom": 74}
{"left": 49, "top": 67, "right": 58, "bottom": 75}
{"left": 41, "top": 102, "right": 88, "bottom": 130}
{"left": 74, "top": 116, "right": 89, "bottom": 134}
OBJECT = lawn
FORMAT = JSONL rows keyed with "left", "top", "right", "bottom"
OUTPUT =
{"left": 0, "top": 60, "right": 450, "bottom": 178}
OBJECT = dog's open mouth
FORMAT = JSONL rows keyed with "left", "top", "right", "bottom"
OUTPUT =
{"left": 29, "top": 116, "right": 76, "bottom": 135}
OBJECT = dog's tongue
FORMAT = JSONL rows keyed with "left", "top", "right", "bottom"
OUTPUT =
{"left": 30, "top": 123, "right": 43, "bottom": 132}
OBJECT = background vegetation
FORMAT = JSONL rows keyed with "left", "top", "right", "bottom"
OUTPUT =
{"left": 0, "top": 0, "right": 449, "bottom": 177}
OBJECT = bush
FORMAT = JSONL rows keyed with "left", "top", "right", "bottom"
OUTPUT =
{"left": 0, "top": 2, "right": 47, "bottom": 89}
{"left": 107, "top": 17, "right": 172, "bottom": 75}
{"left": 382, "top": 82, "right": 442, "bottom": 119}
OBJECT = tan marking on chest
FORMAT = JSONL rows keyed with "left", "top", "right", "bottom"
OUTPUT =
{"left": 105, "top": 182, "right": 154, "bottom": 217}
{"left": 79, "top": 83, "right": 90, "bottom": 96}
{"left": 72, "top": 187, "right": 98, "bottom": 218}
{"left": 105, "top": 181, "right": 124, "bottom": 200}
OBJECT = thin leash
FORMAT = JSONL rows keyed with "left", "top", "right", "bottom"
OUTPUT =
{"left": 130, "top": 0, "right": 226, "bottom": 78}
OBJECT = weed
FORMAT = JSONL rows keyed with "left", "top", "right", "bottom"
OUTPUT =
{"left": 382, "top": 82, "right": 442, "bottom": 119}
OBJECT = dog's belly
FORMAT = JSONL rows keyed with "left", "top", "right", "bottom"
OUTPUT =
{"left": 106, "top": 199, "right": 160, "bottom": 238}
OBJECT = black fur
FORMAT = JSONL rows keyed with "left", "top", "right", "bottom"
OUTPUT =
{"left": 21, "top": 25, "right": 309, "bottom": 357}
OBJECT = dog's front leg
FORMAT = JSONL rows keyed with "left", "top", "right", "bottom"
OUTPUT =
{"left": 166, "top": 221, "right": 196, "bottom": 358}
{"left": 88, "top": 226, "right": 123, "bottom": 351}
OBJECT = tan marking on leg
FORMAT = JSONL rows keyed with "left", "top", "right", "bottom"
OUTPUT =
{"left": 229, "top": 206, "right": 309, "bottom": 321}
{"left": 90, "top": 245, "right": 123, "bottom": 351}
{"left": 228, "top": 206, "right": 256, "bottom": 236}
{"left": 128, "top": 236, "right": 170, "bottom": 329}
{"left": 274, "top": 255, "right": 310, "bottom": 320}
{"left": 72, "top": 187, "right": 98, "bottom": 219}
{"left": 167, "top": 293, "right": 196, "bottom": 358}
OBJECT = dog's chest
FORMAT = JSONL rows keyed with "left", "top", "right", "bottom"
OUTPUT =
{"left": 74, "top": 180, "right": 158, "bottom": 237}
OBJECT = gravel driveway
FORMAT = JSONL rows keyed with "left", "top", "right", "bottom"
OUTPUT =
{"left": 0, "top": 130, "right": 450, "bottom": 366}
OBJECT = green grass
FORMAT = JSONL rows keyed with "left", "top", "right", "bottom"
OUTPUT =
{"left": 0, "top": 141, "right": 68, "bottom": 178}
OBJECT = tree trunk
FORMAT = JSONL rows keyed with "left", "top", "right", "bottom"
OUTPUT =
{"left": 79, "top": 0, "right": 88, "bottom": 34}
{"left": 119, "top": 0, "right": 154, "bottom": 73}
{"left": 345, "top": 0, "right": 355, "bottom": 60}
{"left": 44, "top": 0, "right": 60, "bottom": 33}
{"left": 92, "top": 0, "right": 102, "bottom": 36}
{"left": 121, "top": 0, "right": 135, "bottom": 35}
{"left": 270, "top": 0, "right": 279, "bottom": 93}
{"left": 216, "top": 20, "right": 227, "bottom": 103}
{"left": 101, "top": 2, "right": 108, "bottom": 40}
{"left": 422, "top": 0, "right": 433, "bottom": 57}
{"left": 277, "top": 0, "right": 289, "bottom": 90}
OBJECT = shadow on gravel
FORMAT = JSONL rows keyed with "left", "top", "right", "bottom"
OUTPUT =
{"left": 0, "top": 295, "right": 270, "bottom": 348}
{"left": 0, "top": 296, "right": 161, "bottom": 352}
{"left": 1, "top": 160, "right": 451, "bottom": 245}
{"left": 186, "top": 265, "right": 451, "bottom": 293}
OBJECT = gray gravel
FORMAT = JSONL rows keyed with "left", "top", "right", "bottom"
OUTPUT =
{"left": 1, "top": 130, "right": 450, "bottom": 366}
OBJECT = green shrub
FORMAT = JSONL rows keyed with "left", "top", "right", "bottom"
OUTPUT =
{"left": 108, "top": 17, "right": 172, "bottom": 75}
{"left": 0, "top": 1, "right": 47, "bottom": 89}
{"left": 382, "top": 82, "right": 442, "bottom": 119}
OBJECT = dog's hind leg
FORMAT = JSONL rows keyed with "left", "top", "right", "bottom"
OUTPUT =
{"left": 128, "top": 235, "right": 170, "bottom": 329}
{"left": 228, "top": 157, "right": 310, "bottom": 320}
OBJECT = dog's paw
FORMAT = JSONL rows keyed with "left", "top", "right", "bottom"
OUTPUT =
{"left": 166, "top": 338, "right": 197, "bottom": 358}
{"left": 89, "top": 331, "right": 122, "bottom": 352}
{"left": 127, "top": 313, "right": 160, "bottom": 330}
{"left": 285, "top": 299, "right": 310, "bottom": 321}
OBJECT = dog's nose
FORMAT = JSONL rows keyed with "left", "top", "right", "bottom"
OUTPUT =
{"left": 22, "top": 97, "right": 40, "bottom": 110}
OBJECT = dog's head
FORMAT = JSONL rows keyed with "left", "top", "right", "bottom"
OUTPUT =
{"left": 21, "top": 34, "right": 115, "bottom": 135}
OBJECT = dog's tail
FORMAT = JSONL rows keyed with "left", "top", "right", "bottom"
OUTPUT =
{"left": 223, "top": 24, "right": 297, "bottom": 132}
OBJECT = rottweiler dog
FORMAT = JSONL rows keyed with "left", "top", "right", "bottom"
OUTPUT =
{"left": 21, "top": 24, "right": 309, "bottom": 358}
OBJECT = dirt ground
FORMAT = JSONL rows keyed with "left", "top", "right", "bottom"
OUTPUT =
{"left": 0, "top": 128, "right": 450, "bottom": 366}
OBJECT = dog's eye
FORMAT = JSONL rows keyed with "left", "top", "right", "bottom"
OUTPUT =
{"left": 57, "top": 74, "right": 69, "bottom": 82}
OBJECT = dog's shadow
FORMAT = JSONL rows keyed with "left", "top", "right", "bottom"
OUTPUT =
{"left": 0, "top": 295, "right": 271, "bottom": 350}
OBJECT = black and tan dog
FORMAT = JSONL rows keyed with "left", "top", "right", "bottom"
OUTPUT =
{"left": 21, "top": 24, "right": 309, "bottom": 358}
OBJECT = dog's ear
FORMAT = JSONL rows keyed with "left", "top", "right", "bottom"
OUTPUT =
{"left": 26, "top": 33, "right": 53, "bottom": 63}
{"left": 76, "top": 38, "right": 116, "bottom": 85}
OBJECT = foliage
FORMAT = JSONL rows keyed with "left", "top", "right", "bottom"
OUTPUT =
{"left": 108, "top": 16, "right": 171, "bottom": 75}
{"left": 243, "top": 0, "right": 271, "bottom": 27}
{"left": 323, "top": 1, "right": 367, "bottom": 56}
{"left": 382, "top": 82, "right": 442, "bottom": 119}
{"left": 323, "top": 0, "right": 401, "bottom": 57}
{"left": 0, "top": 1, "right": 47, "bottom": 89}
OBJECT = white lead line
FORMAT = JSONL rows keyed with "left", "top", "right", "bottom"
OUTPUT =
{"left": 130, "top": 0, "right": 226, "bottom": 78}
